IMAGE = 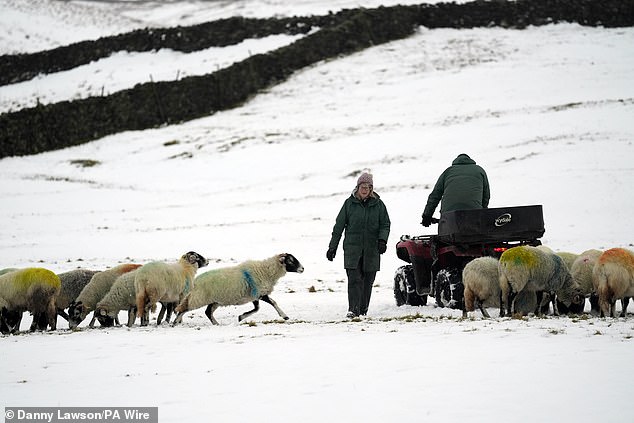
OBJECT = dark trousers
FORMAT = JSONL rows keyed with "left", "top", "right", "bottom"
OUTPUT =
{"left": 346, "top": 257, "right": 377, "bottom": 316}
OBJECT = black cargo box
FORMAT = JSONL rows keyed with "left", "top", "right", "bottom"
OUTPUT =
{"left": 437, "top": 205, "right": 544, "bottom": 243}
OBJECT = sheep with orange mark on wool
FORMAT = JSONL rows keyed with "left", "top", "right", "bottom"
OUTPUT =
{"left": 173, "top": 253, "right": 304, "bottom": 326}
{"left": 593, "top": 248, "right": 634, "bottom": 318}
{"left": 0, "top": 268, "right": 61, "bottom": 334}
{"left": 498, "top": 246, "right": 584, "bottom": 317}
{"left": 135, "top": 251, "right": 208, "bottom": 326}
{"left": 68, "top": 263, "right": 141, "bottom": 329}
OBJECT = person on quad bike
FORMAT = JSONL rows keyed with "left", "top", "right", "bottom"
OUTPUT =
{"left": 327, "top": 172, "right": 391, "bottom": 318}
{"left": 421, "top": 153, "right": 490, "bottom": 226}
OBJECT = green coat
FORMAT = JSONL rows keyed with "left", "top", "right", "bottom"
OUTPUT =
{"left": 423, "top": 154, "right": 490, "bottom": 216}
{"left": 329, "top": 191, "right": 391, "bottom": 271}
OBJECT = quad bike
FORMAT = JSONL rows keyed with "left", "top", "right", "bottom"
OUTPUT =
{"left": 394, "top": 205, "right": 545, "bottom": 309}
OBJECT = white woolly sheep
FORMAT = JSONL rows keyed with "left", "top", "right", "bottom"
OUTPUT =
{"left": 95, "top": 269, "right": 140, "bottom": 327}
{"left": 462, "top": 256, "right": 537, "bottom": 318}
{"left": 498, "top": 246, "right": 584, "bottom": 317}
{"left": 173, "top": 253, "right": 304, "bottom": 325}
{"left": 593, "top": 248, "right": 634, "bottom": 318}
{"left": 570, "top": 249, "right": 603, "bottom": 314}
{"left": 93, "top": 268, "right": 177, "bottom": 327}
{"left": 463, "top": 257, "right": 500, "bottom": 318}
{"left": 135, "top": 251, "right": 209, "bottom": 326}
{"left": 68, "top": 263, "right": 141, "bottom": 329}
{"left": 0, "top": 268, "right": 61, "bottom": 334}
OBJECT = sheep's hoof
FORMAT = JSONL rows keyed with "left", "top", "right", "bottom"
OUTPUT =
{"left": 283, "top": 316, "right": 289, "bottom": 320}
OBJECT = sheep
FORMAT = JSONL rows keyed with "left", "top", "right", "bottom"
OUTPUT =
{"left": 0, "top": 268, "right": 61, "bottom": 334}
{"left": 68, "top": 263, "right": 141, "bottom": 329}
{"left": 31, "top": 268, "right": 102, "bottom": 330}
{"left": 94, "top": 269, "right": 180, "bottom": 327}
{"left": 173, "top": 253, "right": 304, "bottom": 325}
{"left": 94, "top": 269, "right": 139, "bottom": 327}
{"left": 463, "top": 257, "right": 500, "bottom": 318}
{"left": 56, "top": 269, "right": 101, "bottom": 320}
{"left": 135, "top": 251, "right": 209, "bottom": 326}
{"left": 498, "top": 246, "right": 584, "bottom": 317}
{"left": 593, "top": 247, "right": 634, "bottom": 318}
{"left": 570, "top": 249, "right": 603, "bottom": 314}
{"left": 462, "top": 256, "right": 537, "bottom": 318}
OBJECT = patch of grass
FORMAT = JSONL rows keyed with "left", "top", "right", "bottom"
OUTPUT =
{"left": 593, "top": 330, "right": 603, "bottom": 336}
{"left": 163, "top": 140, "right": 180, "bottom": 146}
{"left": 69, "top": 159, "right": 100, "bottom": 168}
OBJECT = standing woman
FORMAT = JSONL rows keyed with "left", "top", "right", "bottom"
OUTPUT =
{"left": 327, "top": 172, "right": 391, "bottom": 318}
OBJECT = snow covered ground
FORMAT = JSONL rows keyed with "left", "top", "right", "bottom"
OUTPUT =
{"left": 1, "top": 1, "right": 633, "bottom": 422}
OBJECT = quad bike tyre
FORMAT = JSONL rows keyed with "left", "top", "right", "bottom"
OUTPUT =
{"left": 394, "top": 265, "right": 427, "bottom": 306}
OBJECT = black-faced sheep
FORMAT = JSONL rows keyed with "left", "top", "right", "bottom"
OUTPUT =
{"left": 68, "top": 263, "right": 141, "bottom": 329}
{"left": 56, "top": 269, "right": 101, "bottom": 321}
{"left": 173, "top": 253, "right": 304, "bottom": 325}
{"left": 593, "top": 247, "right": 634, "bottom": 318}
{"left": 0, "top": 268, "right": 61, "bottom": 334}
{"left": 498, "top": 246, "right": 584, "bottom": 317}
{"left": 135, "top": 251, "right": 208, "bottom": 326}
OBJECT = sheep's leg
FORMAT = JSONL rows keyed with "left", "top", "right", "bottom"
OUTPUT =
{"left": 127, "top": 308, "right": 136, "bottom": 327}
{"left": 238, "top": 301, "right": 260, "bottom": 322}
{"left": 620, "top": 297, "right": 630, "bottom": 317}
{"left": 88, "top": 312, "right": 97, "bottom": 328}
{"left": 261, "top": 295, "right": 289, "bottom": 321}
{"left": 205, "top": 303, "right": 221, "bottom": 325}
{"left": 156, "top": 303, "right": 166, "bottom": 325}
{"left": 114, "top": 315, "right": 120, "bottom": 326}
{"left": 477, "top": 299, "right": 491, "bottom": 318}
{"left": 164, "top": 303, "right": 174, "bottom": 323}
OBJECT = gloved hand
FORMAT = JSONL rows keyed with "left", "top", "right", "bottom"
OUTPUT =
{"left": 421, "top": 214, "right": 433, "bottom": 227}
{"left": 326, "top": 248, "right": 336, "bottom": 261}
{"left": 377, "top": 239, "right": 387, "bottom": 254}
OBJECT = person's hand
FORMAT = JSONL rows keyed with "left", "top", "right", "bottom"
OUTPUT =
{"left": 421, "top": 214, "right": 433, "bottom": 227}
{"left": 377, "top": 239, "right": 387, "bottom": 254}
{"left": 326, "top": 248, "right": 336, "bottom": 261}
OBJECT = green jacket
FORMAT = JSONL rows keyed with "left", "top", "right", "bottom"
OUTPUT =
{"left": 329, "top": 191, "right": 391, "bottom": 271}
{"left": 423, "top": 154, "right": 490, "bottom": 216}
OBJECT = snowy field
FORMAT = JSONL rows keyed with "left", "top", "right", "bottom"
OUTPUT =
{"left": 1, "top": 1, "right": 633, "bottom": 422}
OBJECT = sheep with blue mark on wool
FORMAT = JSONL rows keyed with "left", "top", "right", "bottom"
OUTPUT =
{"left": 0, "top": 267, "right": 61, "bottom": 334}
{"left": 135, "top": 251, "right": 208, "bottom": 326}
{"left": 68, "top": 263, "right": 141, "bottom": 329}
{"left": 173, "top": 253, "right": 304, "bottom": 325}
{"left": 593, "top": 247, "right": 634, "bottom": 318}
{"left": 498, "top": 245, "right": 584, "bottom": 317}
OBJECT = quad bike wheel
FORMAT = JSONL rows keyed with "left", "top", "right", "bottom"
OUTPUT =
{"left": 434, "top": 267, "right": 464, "bottom": 309}
{"left": 394, "top": 265, "right": 427, "bottom": 306}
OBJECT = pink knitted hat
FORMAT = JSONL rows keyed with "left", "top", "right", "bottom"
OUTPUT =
{"left": 357, "top": 172, "right": 373, "bottom": 187}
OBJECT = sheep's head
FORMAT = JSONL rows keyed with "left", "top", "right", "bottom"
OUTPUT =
{"left": 280, "top": 254, "right": 304, "bottom": 274}
{"left": 95, "top": 306, "right": 118, "bottom": 324}
{"left": 67, "top": 301, "right": 88, "bottom": 329}
{"left": 183, "top": 251, "right": 209, "bottom": 269}
{"left": 0, "top": 307, "right": 22, "bottom": 334}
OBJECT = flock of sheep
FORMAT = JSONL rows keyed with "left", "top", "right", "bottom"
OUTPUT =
{"left": 462, "top": 246, "right": 634, "bottom": 319}
{"left": 2, "top": 243, "right": 632, "bottom": 335}
{"left": 0, "top": 251, "right": 304, "bottom": 334}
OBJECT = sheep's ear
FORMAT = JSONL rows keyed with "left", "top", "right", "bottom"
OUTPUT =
{"left": 278, "top": 254, "right": 287, "bottom": 265}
